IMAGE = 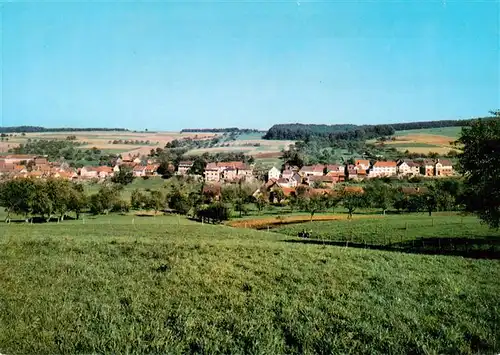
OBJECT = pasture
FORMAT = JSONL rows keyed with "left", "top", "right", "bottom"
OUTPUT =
{"left": 0, "top": 213, "right": 499, "bottom": 354}
{"left": 395, "top": 126, "right": 462, "bottom": 138}
{"left": 274, "top": 213, "right": 500, "bottom": 257}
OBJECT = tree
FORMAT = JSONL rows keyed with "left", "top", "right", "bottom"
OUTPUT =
{"left": 45, "top": 178, "right": 72, "bottom": 221}
{"left": 131, "top": 189, "right": 147, "bottom": 210}
{"left": 111, "top": 166, "right": 135, "bottom": 185}
{"left": 146, "top": 190, "right": 165, "bottom": 214}
{"left": 456, "top": 116, "right": 500, "bottom": 227}
{"left": 68, "top": 184, "right": 87, "bottom": 219}
{"left": 0, "top": 179, "right": 35, "bottom": 222}
{"left": 364, "top": 181, "right": 394, "bottom": 215}
{"left": 254, "top": 195, "right": 268, "bottom": 214}
{"left": 341, "top": 191, "right": 366, "bottom": 219}
{"left": 423, "top": 190, "right": 438, "bottom": 216}
{"left": 90, "top": 184, "right": 120, "bottom": 215}
{"left": 302, "top": 193, "right": 326, "bottom": 221}
{"left": 157, "top": 161, "right": 174, "bottom": 179}
{"left": 31, "top": 180, "right": 54, "bottom": 222}
{"left": 167, "top": 190, "right": 191, "bottom": 214}
{"left": 188, "top": 156, "right": 206, "bottom": 176}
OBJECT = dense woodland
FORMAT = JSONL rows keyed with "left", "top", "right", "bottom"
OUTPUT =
{"left": 263, "top": 115, "right": 498, "bottom": 141}
{"left": 0, "top": 126, "right": 128, "bottom": 133}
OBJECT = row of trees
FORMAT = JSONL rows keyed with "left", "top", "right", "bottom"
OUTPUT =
{"left": 264, "top": 179, "right": 465, "bottom": 221}
{"left": 0, "top": 178, "right": 87, "bottom": 223}
{"left": 263, "top": 123, "right": 395, "bottom": 141}
{"left": 110, "top": 139, "right": 151, "bottom": 145}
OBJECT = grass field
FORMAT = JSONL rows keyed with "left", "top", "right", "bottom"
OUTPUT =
{"left": 395, "top": 127, "right": 463, "bottom": 138}
{"left": 274, "top": 213, "right": 500, "bottom": 255}
{"left": 0, "top": 213, "right": 499, "bottom": 354}
{"left": 385, "top": 142, "right": 441, "bottom": 148}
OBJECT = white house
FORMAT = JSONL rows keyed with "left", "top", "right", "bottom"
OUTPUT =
{"left": 397, "top": 160, "right": 420, "bottom": 176}
{"left": 371, "top": 161, "right": 397, "bottom": 177}
{"left": 268, "top": 166, "right": 281, "bottom": 180}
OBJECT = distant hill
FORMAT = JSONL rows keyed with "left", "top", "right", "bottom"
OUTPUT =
{"left": 263, "top": 116, "right": 497, "bottom": 141}
{"left": 0, "top": 126, "right": 129, "bottom": 133}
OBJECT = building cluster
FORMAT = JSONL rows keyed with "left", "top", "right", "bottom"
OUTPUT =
{"left": 268, "top": 158, "right": 454, "bottom": 189}
{"left": 0, "top": 154, "right": 161, "bottom": 181}
{"left": 177, "top": 160, "right": 254, "bottom": 183}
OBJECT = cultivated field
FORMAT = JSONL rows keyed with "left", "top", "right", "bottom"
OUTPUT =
{"left": 0, "top": 131, "right": 218, "bottom": 157}
{"left": 0, "top": 213, "right": 499, "bottom": 354}
{"left": 368, "top": 127, "right": 463, "bottom": 154}
{"left": 0, "top": 130, "right": 292, "bottom": 160}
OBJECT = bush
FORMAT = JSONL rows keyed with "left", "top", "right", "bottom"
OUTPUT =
{"left": 112, "top": 199, "right": 130, "bottom": 213}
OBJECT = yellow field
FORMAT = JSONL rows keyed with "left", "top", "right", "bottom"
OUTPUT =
{"left": 370, "top": 133, "right": 460, "bottom": 154}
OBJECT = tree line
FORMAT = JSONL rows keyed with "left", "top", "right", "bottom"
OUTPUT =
{"left": 263, "top": 113, "right": 499, "bottom": 141}
{"left": 263, "top": 123, "right": 395, "bottom": 141}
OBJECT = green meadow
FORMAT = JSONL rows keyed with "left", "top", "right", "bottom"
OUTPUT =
{"left": 0, "top": 213, "right": 499, "bottom": 354}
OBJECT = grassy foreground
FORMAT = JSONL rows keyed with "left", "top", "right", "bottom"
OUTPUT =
{"left": 0, "top": 219, "right": 499, "bottom": 354}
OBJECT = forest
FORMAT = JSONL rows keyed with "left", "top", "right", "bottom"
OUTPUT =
{"left": 263, "top": 115, "right": 498, "bottom": 141}
{"left": 263, "top": 123, "right": 395, "bottom": 140}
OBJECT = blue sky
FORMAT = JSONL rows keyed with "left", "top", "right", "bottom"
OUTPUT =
{"left": 1, "top": 1, "right": 499, "bottom": 130}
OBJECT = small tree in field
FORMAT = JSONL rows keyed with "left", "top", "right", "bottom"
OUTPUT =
{"left": 146, "top": 190, "right": 165, "bottom": 214}
{"left": 364, "top": 181, "right": 394, "bottom": 215}
{"left": 341, "top": 191, "right": 366, "bottom": 219}
{"left": 254, "top": 195, "right": 268, "bottom": 214}
{"left": 302, "top": 193, "right": 326, "bottom": 221}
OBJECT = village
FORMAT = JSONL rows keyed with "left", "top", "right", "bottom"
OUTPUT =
{"left": 0, "top": 153, "right": 454, "bottom": 186}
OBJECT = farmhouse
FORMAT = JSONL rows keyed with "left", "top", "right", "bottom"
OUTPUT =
{"left": 325, "top": 164, "right": 344, "bottom": 174}
{"left": 268, "top": 166, "right": 281, "bottom": 180}
{"left": 326, "top": 171, "right": 346, "bottom": 183}
{"left": 178, "top": 161, "right": 194, "bottom": 175}
{"left": 3, "top": 154, "right": 37, "bottom": 164}
{"left": 204, "top": 161, "right": 253, "bottom": 182}
{"left": 306, "top": 175, "right": 336, "bottom": 188}
{"left": 371, "top": 161, "right": 397, "bottom": 177}
{"left": 355, "top": 159, "right": 370, "bottom": 171}
{"left": 133, "top": 165, "right": 148, "bottom": 177}
{"left": 435, "top": 159, "right": 454, "bottom": 176}
{"left": 397, "top": 160, "right": 420, "bottom": 176}
{"left": 299, "top": 165, "right": 324, "bottom": 177}
{"left": 420, "top": 160, "right": 435, "bottom": 176}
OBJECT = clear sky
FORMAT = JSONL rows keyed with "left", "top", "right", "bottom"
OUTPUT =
{"left": 1, "top": 1, "right": 499, "bottom": 130}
